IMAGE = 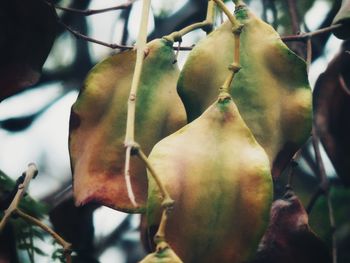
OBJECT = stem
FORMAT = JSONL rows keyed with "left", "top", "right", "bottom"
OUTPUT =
{"left": 124, "top": 146, "right": 138, "bottom": 207}
{"left": 282, "top": 24, "right": 342, "bottom": 42}
{"left": 45, "top": 0, "right": 134, "bottom": 16}
{"left": 213, "top": 0, "right": 239, "bottom": 26}
{"left": 312, "top": 131, "right": 337, "bottom": 262}
{"left": 164, "top": 0, "right": 215, "bottom": 42}
{"left": 306, "top": 37, "right": 312, "bottom": 72}
{"left": 136, "top": 149, "right": 174, "bottom": 207}
{"left": 15, "top": 209, "right": 72, "bottom": 263}
{"left": 0, "top": 163, "right": 38, "bottom": 232}
{"left": 124, "top": 0, "right": 151, "bottom": 144}
{"left": 123, "top": 0, "right": 151, "bottom": 206}
{"left": 217, "top": 0, "right": 243, "bottom": 94}
{"left": 326, "top": 192, "right": 337, "bottom": 263}
{"left": 58, "top": 20, "right": 133, "bottom": 49}
{"left": 154, "top": 209, "right": 168, "bottom": 245}
{"left": 287, "top": 0, "right": 300, "bottom": 34}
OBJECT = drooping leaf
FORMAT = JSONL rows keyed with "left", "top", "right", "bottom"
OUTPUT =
{"left": 313, "top": 41, "right": 350, "bottom": 186}
{"left": 0, "top": 0, "right": 57, "bottom": 101}
{"left": 250, "top": 191, "right": 331, "bottom": 263}
{"left": 69, "top": 38, "right": 186, "bottom": 212}
{"left": 177, "top": 4, "right": 312, "bottom": 179}
{"left": 145, "top": 94, "right": 272, "bottom": 263}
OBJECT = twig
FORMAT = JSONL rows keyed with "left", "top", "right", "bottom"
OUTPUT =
{"left": 216, "top": 0, "right": 243, "bottom": 93}
{"left": 0, "top": 163, "right": 38, "bottom": 232}
{"left": 282, "top": 24, "right": 342, "bottom": 42}
{"left": 121, "top": 3, "right": 133, "bottom": 45}
{"left": 58, "top": 20, "right": 133, "bottom": 50}
{"left": 136, "top": 148, "right": 174, "bottom": 207}
{"left": 287, "top": 0, "right": 300, "bottom": 34}
{"left": 124, "top": 146, "right": 137, "bottom": 207}
{"left": 135, "top": 147, "right": 175, "bottom": 252}
{"left": 15, "top": 209, "right": 72, "bottom": 263}
{"left": 163, "top": 0, "right": 215, "bottom": 42}
{"left": 48, "top": 0, "right": 134, "bottom": 16}
{"left": 124, "top": 0, "right": 152, "bottom": 206}
{"left": 306, "top": 37, "right": 312, "bottom": 72}
{"left": 311, "top": 131, "right": 337, "bottom": 263}
{"left": 327, "top": 192, "right": 337, "bottom": 263}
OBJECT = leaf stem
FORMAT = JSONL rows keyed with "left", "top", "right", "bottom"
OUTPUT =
{"left": 0, "top": 163, "right": 38, "bottom": 232}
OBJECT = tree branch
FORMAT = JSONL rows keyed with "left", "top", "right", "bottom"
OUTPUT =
{"left": 49, "top": 0, "right": 135, "bottom": 16}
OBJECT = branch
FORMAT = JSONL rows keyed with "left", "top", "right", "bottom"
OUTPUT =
{"left": 287, "top": 0, "right": 300, "bottom": 34}
{"left": 124, "top": 0, "right": 152, "bottom": 207}
{"left": 0, "top": 164, "right": 38, "bottom": 232}
{"left": 49, "top": 0, "right": 135, "bottom": 16}
{"left": 282, "top": 24, "right": 342, "bottom": 42}
{"left": 163, "top": 0, "right": 215, "bottom": 42}
{"left": 311, "top": 131, "right": 337, "bottom": 263}
{"left": 15, "top": 209, "right": 72, "bottom": 263}
{"left": 58, "top": 20, "right": 133, "bottom": 50}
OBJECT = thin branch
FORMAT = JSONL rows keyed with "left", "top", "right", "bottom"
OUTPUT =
{"left": 50, "top": 0, "right": 134, "bottom": 16}
{"left": 15, "top": 209, "right": 72, "bottom": 263}
{"left": 163, "top": 0, "right": 216, "bottom": 42}
{"left": 136, "top": 148, "right": 174, "bottom": 207}
{"left": 218, "top": 1, "right": 243, "bottom": 94}
{"left": 0, "top": 164, "right": 38, "bottom": 232}
{"left": 58, "top": 20, "right": 133, "bottom": 50}
{"left": 123, "top": 0, "right": 152, "bottom": 207}
{"left": 287, "top": 0, "right": 300, "bottom": 34}
{"left": 124, "top": 146, "right": 138, "bottom": 207}
{"left": 306, "top": 37, "right": 312, "bottom": 72}
{"left": 282, "top": 24, "right": 342, "bottom": 42}
{"left": 311, "top": 131, "right": 337, "bottom": 263}
{"left": 326, "top": 193, "right": 337, "bottom": 263}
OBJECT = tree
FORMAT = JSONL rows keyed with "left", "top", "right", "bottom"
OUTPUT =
{"left": 0, "top": 0, "right": 349, "bottom": 262}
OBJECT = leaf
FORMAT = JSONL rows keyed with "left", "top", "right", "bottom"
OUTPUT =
{"left": 0, "top": 0, "right": 57, "bottom": 101}
{"left": 177, "top": 5, "right": 312, "bottom": 179}
{"left": 313, "top": 42, "right": 350, "bottom": 186}
{"left": 69, "top": 38, "right": 186, "bottom": 212}
{"left": 332, "top": 0, "right": 350, "bottom": 39}
{"left": 250, "top": 191, "right": 331, "bottom": 263}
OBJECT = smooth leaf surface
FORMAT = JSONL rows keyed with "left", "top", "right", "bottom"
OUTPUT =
{"left": 69, "top": 39, "right": 186, "bottom": 212}
{"left": 177, "top": 4, "right": 312, "bottom": 179}
{"left": 145, "top": 94, "right": 272, "bottom": 263}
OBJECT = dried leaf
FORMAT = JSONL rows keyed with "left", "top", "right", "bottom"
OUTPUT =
{"left": 313, "top": 42, "right": 350, "bottom": 185}
{"left": 250, "top": 191, "right": 331, "bottom": 263}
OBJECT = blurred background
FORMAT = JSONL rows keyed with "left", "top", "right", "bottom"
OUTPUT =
{"left": 0, "top": 0, "right": 349, "bottom": 262}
